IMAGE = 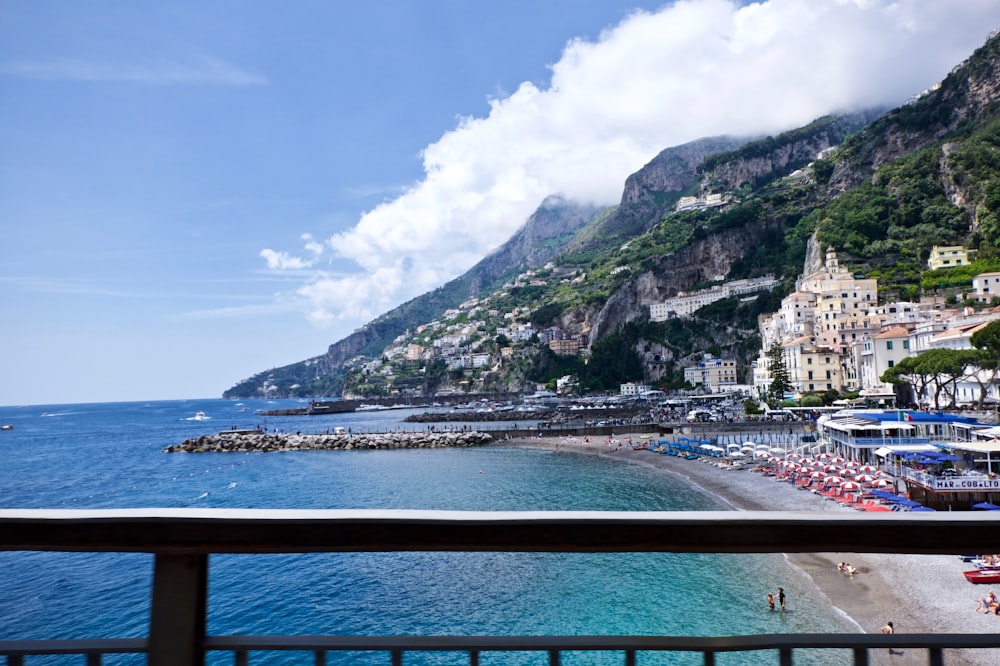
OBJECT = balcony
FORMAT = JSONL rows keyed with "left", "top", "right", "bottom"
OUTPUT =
{"left": 2, "top": 509, "right": 1000, "bottom": 665}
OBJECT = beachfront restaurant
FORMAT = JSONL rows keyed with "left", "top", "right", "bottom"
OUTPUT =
{"left": 891, "top": 439, "right": 1000, "bottom": 510}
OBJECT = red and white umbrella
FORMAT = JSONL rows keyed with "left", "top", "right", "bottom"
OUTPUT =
{"left": 810, "top": 471, "right": 826, "bottom": 479}
{"left": 824, "top": 475, "right": 844, "bottom": 485}
{"left": 859, "top": 465, "right": 878, "bottom": 473}
{"left": 824, "top": 464, "right": 842, "bottom": 473}
{"left": 854, "top": 474, "right": 877, "bottom": 484}
{"left": 873, "top": 478, "right": 893, "bottom": 488}
{"left": 755, "top": 450, "right": 771, "bottom": 459}
{"left": 783, "top": 461, "right": 801, "bottom": 470}
{"left": 831, "top": 456, "right": 846, "bottom": 464}
{"left": 843, "top": 460, "right": 859, "bottom": 469}
{"left": 799, "top": 466, "right": 815, "bottom": 474}
{"left": 768, "top": 456, "right": 782, "bottom": 464}
{"left": 840, "top": 481, "right": 862, "bottom": 491}
{"left": 801, "top": 457, "right": 816, "bottom": 466}
{"left": 817, "top": 453, "right": 831, "bottom": 460}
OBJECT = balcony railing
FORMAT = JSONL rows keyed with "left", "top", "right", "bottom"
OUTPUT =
{"left": 2, "top": 509, "right": 1000, "bottom": 666}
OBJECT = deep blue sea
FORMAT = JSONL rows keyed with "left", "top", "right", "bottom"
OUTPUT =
{"left": 0, "top": 399, "right": 856, "bottom": 665}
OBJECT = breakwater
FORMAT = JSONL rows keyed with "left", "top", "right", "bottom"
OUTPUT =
{"left": 164, "top": 430, "right": 494, "bottom": 453}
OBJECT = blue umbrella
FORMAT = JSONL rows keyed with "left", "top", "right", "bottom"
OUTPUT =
{"left": 973, "top": 502, "right": 1000, "bottom": 511}
{"left": 909, "top": 505, "right": 936, "bottom": 512}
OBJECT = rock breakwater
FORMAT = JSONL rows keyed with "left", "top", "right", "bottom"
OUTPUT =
{"left": 164, "top": 430, "right": 493, "bottom": 453}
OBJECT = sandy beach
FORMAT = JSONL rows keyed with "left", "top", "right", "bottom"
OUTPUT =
{"left": 504, "top": 433, "right": 1000, "bottom": 666}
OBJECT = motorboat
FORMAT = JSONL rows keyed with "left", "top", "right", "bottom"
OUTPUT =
{"left": 1, "top": 424, "right": 12, "bottom": 430}
{"left": 964, "top": 569, "right": 1000, "bottom": 584}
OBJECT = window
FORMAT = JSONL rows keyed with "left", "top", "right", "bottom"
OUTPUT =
{"left": 903, "top": 340, "right": 909, "bottom": 350}
{"left": 888, "top": 360, "right": 895, "bottom": 368}
{"left": 886, "top": 341, "right": 893, "bottom": 350}
{"left": 826, "top": 370, "right": 831, "bottom": 379}
{"left": 807, "top": 358, "right": 813, "bottom": 364}
{"left": 808, "top": 371, "right": 813, "bottom": 380}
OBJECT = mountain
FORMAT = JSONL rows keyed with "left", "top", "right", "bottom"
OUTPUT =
{"left": 225, "top": 29, "right": 1000, "bottom": 399}
{"left": 224, "top": 196, "right": 603, "bottom": 398}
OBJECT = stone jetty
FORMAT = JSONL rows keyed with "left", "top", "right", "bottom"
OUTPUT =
{"left": 164, "top": 430, "right": 493, "bottom": 453}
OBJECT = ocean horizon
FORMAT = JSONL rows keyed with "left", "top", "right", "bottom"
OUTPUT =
{"left": 0, "top": 398, "right": 856, "bottom": 665}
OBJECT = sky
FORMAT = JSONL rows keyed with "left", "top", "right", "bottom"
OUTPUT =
{"left": 2, "top": 1, "right": 999, "bottom": 406}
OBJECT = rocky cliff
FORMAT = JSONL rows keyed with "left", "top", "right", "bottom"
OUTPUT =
{"left": 830, "top": 32, "right": 1000, "bottom": 193}
{"left": 700, "top": 112, "right": 883, "bottom": 193}
{"left": 586, "top": 224, "right": 768, "bottom": 343}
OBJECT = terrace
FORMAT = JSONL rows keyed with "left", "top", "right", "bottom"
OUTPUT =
{"left": 2, "top": 509, "right": 1000, "bottom": 666}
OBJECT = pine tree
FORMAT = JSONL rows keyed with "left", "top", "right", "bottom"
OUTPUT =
{"left": 766, "top": 342, "right": 793, "bottom": 407}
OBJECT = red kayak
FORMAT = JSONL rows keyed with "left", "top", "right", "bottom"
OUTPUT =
{"left": 964, "top": 569, "right": 1000, "bottom": 584}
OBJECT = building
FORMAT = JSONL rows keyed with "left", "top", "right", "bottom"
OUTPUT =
{"left": 971, "top": 272, "right": 1000, "bottom": 303}
{"left": 782, "top": 337, "right": 845, "bottom": 394}
{"left": 684, "top": 355, "right": 738, "bottom": 391}
{"left": 858, "top": 326, "right": 911, "bottom": 403}
{"left": 619, "top": 382, "right": 650, "bottom": 396}
{"left": 548, "top": 338, "right": 581, "bottom": 356}
{"left": 927, "top": 245, "right": 972, "bottom": 270}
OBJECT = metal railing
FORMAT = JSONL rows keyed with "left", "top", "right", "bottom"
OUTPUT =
{"left": 2, "top": 509, "right": 1000, "bottom": 666}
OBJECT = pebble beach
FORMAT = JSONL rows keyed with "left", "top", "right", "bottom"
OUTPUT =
{"left": 507, "top": 433, "right": 1000, "bottom": 666}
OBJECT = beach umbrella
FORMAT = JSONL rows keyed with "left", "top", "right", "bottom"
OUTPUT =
{"left": 816, "top": 453, "right": 831, "bottom": 460}
{"left": 873, "top": 478, "right": 893, "bottom": 488}
{"left": 972, "top": 502, "right": 1000, "bottom": 511}
{"left": 859, "top": 465, "right": 878, "bottom": 473}
{"left": 909, "top": 506, "right": 936, "bottom": 512}
{"left": 799, "top": 466, "right": 815, "bottom": 474}
{"left": 768, "top": 456, "right": 781, "bottom": 464}
{"left": 810, "top": 471, "right": 826, "bottom": 479}
{"left": 854, "top": 474, "right": 877, "bottom": 484}
{"left": 843, "top": 460, "right": 859, "bottom": 469}
{"left": 800, "top": 457, "right": 816, "bottom": 466}
{"left": 755, "top": 450, "right": 770, "bottom": 459}
{"left": 831, "top": 456, "right": 845, "bottom": 464}
{"left": 824, "top": 475, "right": 844, "bottom": 485}
{"left": 823, "top": 464, "right": 842, "bottom": 473}
{"left": 788, "top": 453, "right": 803, "bottom": 460}
{"left": 839, "top": 481, "right": 862, "bottom": 491}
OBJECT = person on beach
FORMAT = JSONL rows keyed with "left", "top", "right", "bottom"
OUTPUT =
{"left": 767, "top": 592, "right": 775, "bottom": 611}
{"left": 881, "top": 621, "right": 894, "bottom": 655}
{"left": 778, "top": 587, "right": 786, "bottom": 611}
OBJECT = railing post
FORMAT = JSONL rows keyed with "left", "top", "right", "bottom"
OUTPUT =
{"left": 148, "top": 553, "right": 208, "bottom": 666}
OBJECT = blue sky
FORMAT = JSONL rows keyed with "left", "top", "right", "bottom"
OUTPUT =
{"left": 2, "top": 1, "right": 999, "bottom": 406}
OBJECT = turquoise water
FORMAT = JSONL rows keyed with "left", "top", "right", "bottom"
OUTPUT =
{"left": 0, "top": 399, "right": 856, "bottom": 665}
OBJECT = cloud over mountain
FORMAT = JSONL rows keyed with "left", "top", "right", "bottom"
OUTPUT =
{"left": 264, "top": 0, "right": 1000, "bottom": 327}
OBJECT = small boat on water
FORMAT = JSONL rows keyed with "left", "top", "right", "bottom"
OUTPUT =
{"left": 964, "top": 569, "right": 1000, "bottom": 584}
{"left": 1, "top": 424, "right": 12, "bottom": 431}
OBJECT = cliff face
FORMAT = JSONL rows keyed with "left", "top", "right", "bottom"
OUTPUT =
{"left": 565, "top": 136, "right": 751, "bottom": 255}
{"left": 585, "top": 225, "right": 766, "bottom": 343}
{"left": 619, "top": 135, "right": 747, "bottom": 204}
{"left": 701, "top": 111, "right": 884, "bottom": 193}
{"left": 830, "top": 33, "right": 1000, "bottom": 193}
{"left": 467, "top": 196, "right": 604, "bottom": 296}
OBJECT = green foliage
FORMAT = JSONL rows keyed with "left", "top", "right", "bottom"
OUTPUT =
{"left": 800, "top": 394, "right": 824, "bottom": 408}
{"left": 921, "top": 257, "right": 1000, "bottom": 290}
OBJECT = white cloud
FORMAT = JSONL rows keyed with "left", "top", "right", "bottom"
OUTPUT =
{"left": 284, "top": 0, "right": 1000, "bottom": 328}
{"left": 0, "top": 54, "right": 267, "bottom": 85}
{"left": 259, "top": 249, "right": 314, "bottom": 271}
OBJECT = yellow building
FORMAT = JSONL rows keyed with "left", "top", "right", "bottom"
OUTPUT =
{"left": 927, "top": 245, "right": 972, "bottom": 270}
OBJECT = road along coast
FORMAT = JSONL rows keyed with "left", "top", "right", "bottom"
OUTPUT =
{"left": 506, "top": 433, "right": 1000, "bottom": 666}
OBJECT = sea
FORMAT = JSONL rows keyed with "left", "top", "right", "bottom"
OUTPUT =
{"left": 0, "top": 398, "right": 857, "bottom": 665}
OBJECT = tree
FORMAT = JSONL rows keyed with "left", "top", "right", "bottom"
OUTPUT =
{"left": 766, "top": 342, "right": 793, "bottom": 407}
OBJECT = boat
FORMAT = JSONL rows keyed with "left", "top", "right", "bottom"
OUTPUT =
{"left": 1, "top": 424, "right": 12, "bottom": 431}
{"left": 964, "top": 569, "right": 1000, "bottom": 584}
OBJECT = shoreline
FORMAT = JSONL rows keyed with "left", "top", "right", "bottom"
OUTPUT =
{"left": 504, "top": 433, "right": 1000, "bottom": 666}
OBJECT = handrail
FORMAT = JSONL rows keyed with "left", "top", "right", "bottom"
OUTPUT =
{"left": 2, "top": 510, "right": 1000, "bottom": 666}
{"left": 1, "top": 508, "right": 999, "bottom": 554}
